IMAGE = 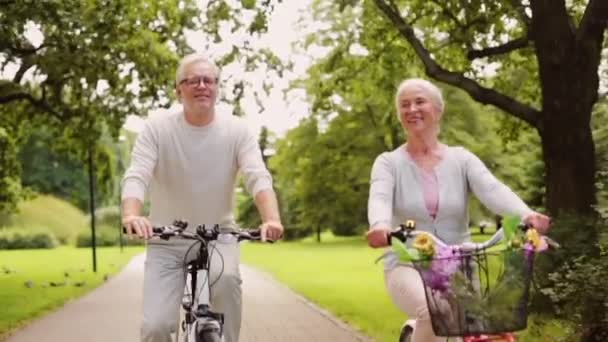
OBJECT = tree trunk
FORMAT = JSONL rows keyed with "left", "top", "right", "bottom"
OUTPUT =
{"left": 539, "top": 108, "right": 596, "bottom": 217}
{"left": 531, "top": 3, "right": 605, "bottom": 336}
{"left": 531, "top": 0, "right": 602, "bottom": 218}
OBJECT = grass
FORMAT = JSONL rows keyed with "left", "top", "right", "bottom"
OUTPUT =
{"left": 242, "top": 231, "right": 573, "bottom": 342}
{"left": 0, "top": 246, "right": 144, "bottom": 340}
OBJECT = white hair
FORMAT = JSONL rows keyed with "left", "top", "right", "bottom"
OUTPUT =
{"left": 394, "top": 78, "right": 445, "bottom": 121}
{"left": 175, "top": 52, "right": 220, "bottom": 85}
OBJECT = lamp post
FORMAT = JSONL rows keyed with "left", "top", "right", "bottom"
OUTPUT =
{"left": 117, "top": 134, "right": 126, "bottom": 252}
{"left": 87, "top": 144, "right": 97, "bottom": 273}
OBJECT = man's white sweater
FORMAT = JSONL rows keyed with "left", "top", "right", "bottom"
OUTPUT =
{"left": 121, "top": 111, "right": 272, "bottom": 229}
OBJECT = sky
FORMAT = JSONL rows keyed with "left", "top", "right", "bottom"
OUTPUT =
{"left": 125, "top": 1, "right": 317, "bottom": 137}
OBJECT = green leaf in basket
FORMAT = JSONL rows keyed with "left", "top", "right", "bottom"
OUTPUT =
{"left": 392, "top": 238, "right": 417, "bottom": 262}
{"left": 502, "top": 215, "right": 520, "bottom": 247}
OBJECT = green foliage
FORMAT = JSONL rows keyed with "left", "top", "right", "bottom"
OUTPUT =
{"left": 0, "top": 0, "right": 199, "bottom": 212}
{"left": 0, "top": 0, "right": 287, "bottom": 212}
{"left": 1, "top": 195, "right": 87, "bottom": 245}
{"left": 77, "top": 207, "right": 144, "bottom": 247}
{"left": 75, "top": 224, "right": 141, "bottom": 247}
{"left": 538, "top": 217, "right": 608, "bottom": 341}
{"left": 593, "top": 98, "right": 608, "bottom": 217}
{"left": 530, "top": 213, "right": 607, "bottom": 341}
{"left": 17, "top": 128, "right": 115, "bottom": 211}
{"left": 0, "top": 228, "right": 58, "bottom": 249}
{"left": 0, "top": 125, "right": 23, "bottom": 215}
{"left": 92, "top": 206, "right": 121, "bottom": 228}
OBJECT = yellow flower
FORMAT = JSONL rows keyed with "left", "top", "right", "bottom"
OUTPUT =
{"left": 526, "top": 229, "right": 541, "bottom": 250}
{"left": 413, "top": 233, "right": 435, "bottom": 257}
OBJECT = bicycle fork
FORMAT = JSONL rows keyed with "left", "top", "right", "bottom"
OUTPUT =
{"left": 182, "top": 260, "right": 225, "bottom": 341}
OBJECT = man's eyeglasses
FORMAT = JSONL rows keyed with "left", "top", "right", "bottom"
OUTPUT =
{"left": 179, "top": 75, "right": 218, "bottom": 88}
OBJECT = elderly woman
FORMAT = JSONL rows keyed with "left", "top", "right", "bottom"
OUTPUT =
{"left": 366, "top": 78, "right": 550, "bottom": 341}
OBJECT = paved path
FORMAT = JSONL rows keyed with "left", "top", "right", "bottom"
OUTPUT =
{"left": 6, "top": 254, "right": 371, "bottom": 342}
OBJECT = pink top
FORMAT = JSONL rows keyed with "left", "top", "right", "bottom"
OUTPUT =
{"left": 420, "top": 169, "right": 439, "bottom": 219}
{"left": 405, "top": 147, "right": 440, "bottom": 219}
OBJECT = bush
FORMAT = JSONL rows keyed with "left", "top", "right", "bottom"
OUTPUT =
{"left": 75, "top": 224, "right": 144, "bottom": 247}
{"left": 0, "top": 228, "right": 58, "bottom": 249}
{"left": 91, "top": 206, "right": 121, "bottom": 227}
{"left": 284, "top": 226, "right": 313, "bottom": 240}
{"left": 541, "top": 246, "right": 608, "bottom": 341}
{"left": 6, "top": 195, "right": 88, "bottom": 244}
{"left": 533, "top": 214, "right": 608, "bottom": 342}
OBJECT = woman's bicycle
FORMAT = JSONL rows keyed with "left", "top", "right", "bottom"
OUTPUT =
{"left": 386, "top": 220, "right": 559, "bottom": 342}
{"left": 149, "top": 220, "right": 267, "bottom": 342}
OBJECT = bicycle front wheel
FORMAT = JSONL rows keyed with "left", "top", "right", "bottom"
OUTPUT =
{"left": 197, "top": 332, "right": 221, "bottom": 342}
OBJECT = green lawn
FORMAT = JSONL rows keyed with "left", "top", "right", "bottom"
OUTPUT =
{"left": 0, "top": 246, "right": 144, "bottom": 340}
{"left": 241, "top": 231, "right": 573, "bottom": 342}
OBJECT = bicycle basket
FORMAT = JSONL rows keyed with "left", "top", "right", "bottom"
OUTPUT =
{"left": 411, "top": 248, "right": 534, "bottom": 337}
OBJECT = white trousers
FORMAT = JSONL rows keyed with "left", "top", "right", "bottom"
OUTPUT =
{"left": 385, "top": 265, "right": 449, "bottom": 342}
{"left": 141, "top": 237, "right": 242, "bottom": 342}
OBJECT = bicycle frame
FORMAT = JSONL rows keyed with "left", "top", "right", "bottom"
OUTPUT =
{"left": 148, "top": 221, "right": 264, "bottom": 342}
{"left": 179, "top": 239, "right": 224, "bottom": 342}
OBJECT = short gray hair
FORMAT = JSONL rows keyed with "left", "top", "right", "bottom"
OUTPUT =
{"left": 175, "top": 53, "right": 220, "bottom": 85}
{"left": 395, "top": 78, "right": 445, "bottom": 121}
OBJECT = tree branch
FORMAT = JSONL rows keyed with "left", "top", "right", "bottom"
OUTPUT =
{"left": 0, "top": 89, "right": 64, "bottom": 121}
{"left": 4, "top": 42, "right": 46, "bottom": 57}
{"left": 373, "top": 0, "right": 541, "bottom": 130}
{"left": 467, "top": 36, "right": 530, "bottom": 60}
{"left": 429, "top": 0, "right": 463, "bottom": 29}
{"left": 577, "top": 0, "right": 608, "bottom": 43}
{"left": 12, "top": 58, "right": 34, "bottom": 84}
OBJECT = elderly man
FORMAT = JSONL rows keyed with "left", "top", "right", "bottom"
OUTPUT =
{"left": 121, "top": 52, "right": 284, "bottom": 342}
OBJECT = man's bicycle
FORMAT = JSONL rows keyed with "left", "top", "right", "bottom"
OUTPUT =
{"left": 386, "top": 220, "right": 558, "bottom": 342}
{"left": 148, "top": 220, "right": 267, "bottom": 342}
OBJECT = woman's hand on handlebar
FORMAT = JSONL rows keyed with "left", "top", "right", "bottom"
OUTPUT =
{"left": 523, "top": 211, "right": 551, "bottom": 235}
{"left": 122, "top": 215, "right": 154, "bottom": 239}
{"left": 366, "top": 224, "right": 391, "bottom": 248}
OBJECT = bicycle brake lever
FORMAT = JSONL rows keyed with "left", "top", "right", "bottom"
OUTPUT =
{"left": 543, "top": 236, "right": 561, "bottom": 249}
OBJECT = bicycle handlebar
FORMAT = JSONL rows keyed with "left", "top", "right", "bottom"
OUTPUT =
{"left": 150, "top": 220, "right": 271, "bottom": 243}
{"left": 388, "top": 221, "right": 559, "bottom": 252}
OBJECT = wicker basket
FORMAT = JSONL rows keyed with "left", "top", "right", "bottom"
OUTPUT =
{"left": 412, "top": 248, "right": 534, "bottom": 337}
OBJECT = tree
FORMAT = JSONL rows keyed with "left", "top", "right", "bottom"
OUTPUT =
{"left": 18, "top": 128, "right": 117, "bottom": 211}
{"left": 0, "top": 0, "right": 200, "bottom": 211}
{"left": 366, "top": 0, "right": 607, "bottom": 217}
{"left": 0, "top": 0, "right": 286, "bottom": 211}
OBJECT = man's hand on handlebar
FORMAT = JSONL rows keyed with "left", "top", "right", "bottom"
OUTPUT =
{"left": 366, "top": 224, "right": 391, "bottom": 248}
{"left": 122, "top": 215, "right": 154, "bottom": 239}
{"left": 260, "top": 220, "right": 284, "bottom": 242}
